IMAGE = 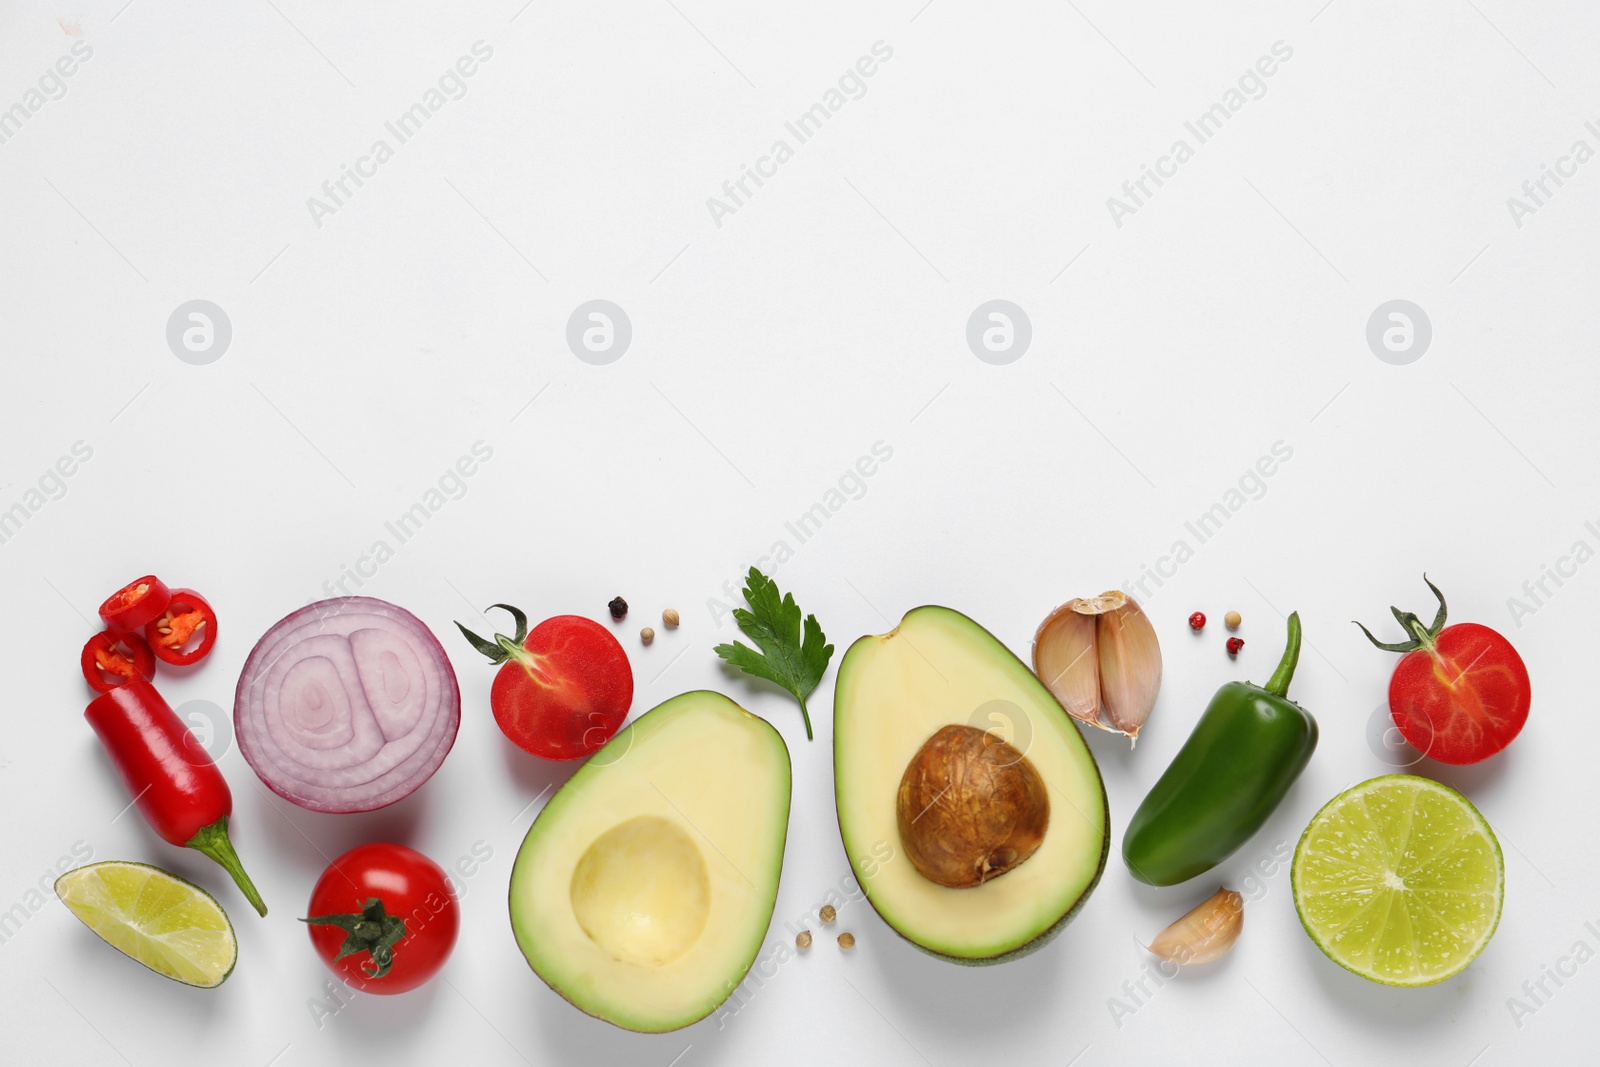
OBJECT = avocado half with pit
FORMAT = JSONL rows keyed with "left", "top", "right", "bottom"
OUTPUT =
{"left": 835, "top": 605, "right": 1109, "bottom": 963}
{"left": 509, "top": 690, "right": 791, "bottom": 1032}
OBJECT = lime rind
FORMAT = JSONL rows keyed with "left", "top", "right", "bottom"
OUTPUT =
{"left": 55, "top": 861, "right": 237, "bottom": 988}
{"left": 1291, "top": 774, "right": 1503, "bottom": 987}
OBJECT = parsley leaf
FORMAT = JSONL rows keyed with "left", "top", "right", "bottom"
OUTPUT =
{"left": 713, "top": 567, "right": 834, "bottom": 740}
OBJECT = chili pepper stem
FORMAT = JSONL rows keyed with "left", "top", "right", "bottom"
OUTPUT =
{"left": 1263, "top": 612, "right": 1302, "bottom": 698}
{"left": 187, "top": 817, "right": 268, "bottom": 916}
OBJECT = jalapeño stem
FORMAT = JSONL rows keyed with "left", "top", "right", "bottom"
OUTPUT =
{"left": 1263, "top": 612, "right": 1302, "bottom": 699}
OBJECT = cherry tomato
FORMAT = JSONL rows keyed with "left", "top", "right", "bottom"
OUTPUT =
{"left": 1358, "top": 577, "right": 1530, "bottom": 765}
{"left": 456, "top": 606, "right": 633, "bottom": 760}
{"left": 304, "top": 843, "right": 459, "bottom": 994}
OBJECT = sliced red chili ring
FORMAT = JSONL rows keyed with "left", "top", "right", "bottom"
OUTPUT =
{"left": 98, "top": 575, "right": 172, "bottom": 633}
{"left": 145, "top": 588, "right": 218, "bottom": 667}
{"left": 81, "top": 630, "right": 157, "bottom": 693}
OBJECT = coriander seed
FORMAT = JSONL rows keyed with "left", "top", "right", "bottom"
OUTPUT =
{"left": 641, "top": 627, "right": 655, "bottom": 646}
{"left": 837, "top": 932, "right": 855, "bottom": 950}
{"left": 819, "top": 904, "right": 836, "bottom": 924}
{"left": 662, "top": 608, "right": 680, "bottom": 629}
{"left": 796, "top": 930, "right": 812, "bottom": 950}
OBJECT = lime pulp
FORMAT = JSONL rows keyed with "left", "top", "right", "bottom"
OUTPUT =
{"left": 1291, "top": 774, "right": 1503, "bottom": 986}
{"left": 56, "top": 861, "right": 237, "bottom": 988}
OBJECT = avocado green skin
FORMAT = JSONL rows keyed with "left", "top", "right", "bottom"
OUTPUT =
{"left": 1123, "top": 681, "right": 1317, "bottom": 886}
{"left": 508, "top": 691, "right": 793, "bottom": 1033}
{"left": 835, "top": 606, "right": 1111, "bottom": 965}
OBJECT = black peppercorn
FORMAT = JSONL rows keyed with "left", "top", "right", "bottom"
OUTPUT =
{"left": 608, "top": 597, "right": 628, "bottom": 621}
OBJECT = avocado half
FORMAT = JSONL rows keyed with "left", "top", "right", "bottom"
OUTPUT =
{"left": 509, "top": 690, "right": 791, "bottom": 1032}
{"left": 834, "top": 605, "right": 1109, "bottom": 964}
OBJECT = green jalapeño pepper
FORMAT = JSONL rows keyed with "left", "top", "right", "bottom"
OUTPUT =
{"left": 1123, "top": 612, "right": 1318, "bottom": 886}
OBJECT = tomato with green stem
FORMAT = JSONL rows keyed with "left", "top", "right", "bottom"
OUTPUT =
{"left": 303, "top": 843, "right": 459, "bottom": 994}
{"left": 1356, "top": 576, "right": 1530, "bottom": 765}
{"left": 456, "top": 605, "right": 633, "bottom": 760}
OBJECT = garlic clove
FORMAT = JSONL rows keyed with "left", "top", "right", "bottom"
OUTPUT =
{"left": 1034, "top": 591, "right": 1164, "bottom": 741}
{"left": 1147, "top": 887, "right": 1243, "bottom": 966}
{"left": 1094, "top": 593, "right": 1162, "bottom": 744}
{"left": 1033, "top": 602, "right": 1103, "bottom": 728}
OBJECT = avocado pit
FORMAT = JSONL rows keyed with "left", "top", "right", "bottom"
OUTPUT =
{"left": 896, "top": 723, "right": 1050, "bottom": 888}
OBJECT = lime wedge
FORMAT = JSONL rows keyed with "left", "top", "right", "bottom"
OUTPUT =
{"left": 56, "top": 861, "right": 237, "bottom": 988}
{"left": 1292, "top": 775, "right": 1503, "bottom": 986}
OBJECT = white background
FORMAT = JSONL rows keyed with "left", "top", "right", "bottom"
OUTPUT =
{"left": 2, "top": 1, "right": 1596, "bottom": 1065}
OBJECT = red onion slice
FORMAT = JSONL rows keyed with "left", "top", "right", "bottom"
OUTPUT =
{"left": 235, "top": 597, "right": 460, "bottom": 813}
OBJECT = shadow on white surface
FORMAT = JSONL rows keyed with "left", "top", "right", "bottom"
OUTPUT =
{"left": 55, "top": 915, "right": 233, "bottom": 1023}
{"left": 1292, "top": 919, "right": 1473, "bottom": 1028}
{"left": 1080, "top": 720, "right": 1140, "bottom": 778}
{"left": 247, "top": 781, "right": 432, "bottom": 878}
{"left": 1420, "top": 748, "right": 1515, "bottom": 803}
{"left": 856, "top": 908, "right": 1071, "bottom": 1046}
{"left": 519, "top": 980, "right": 739, "bottom": 1067}
{"left": 322, "top": 977, "right": 448, "bottom": 1056}
{"left": 499, "top": 731, "right": 585, "bottom": 807}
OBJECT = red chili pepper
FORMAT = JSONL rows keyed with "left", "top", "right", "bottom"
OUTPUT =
{"left": 84, "top": 680, "right": 267, "bottom": 915}
{"left": 144, "top": 588, "right": 218, "bottom": 667}
{"left": 98, "top": 576, "right": 172, "bottom": 633}
{"left": 80, "top": 630, "right": 156, "bottom": 693}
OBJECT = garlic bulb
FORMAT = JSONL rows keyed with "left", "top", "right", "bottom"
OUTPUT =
{"left": 1033, "top": 591, "right": 1161, "bottom": 743}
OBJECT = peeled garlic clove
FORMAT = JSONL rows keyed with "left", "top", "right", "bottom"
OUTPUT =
{"left": 1148, "top": 888, "right": 1243, "bottom": 966}
{"left": 1094, "top": 593, "right": 1162, "bottom": 743}
{"left": 1033, "top": 602, "right": 1103, "bottom": 728}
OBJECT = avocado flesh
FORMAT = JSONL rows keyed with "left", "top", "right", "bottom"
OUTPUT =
{"left": 509, "top": 690, "right": 792, "bottom": 1032}
{"left": 834, "top": 606, "right": 1109, "bottom": 963}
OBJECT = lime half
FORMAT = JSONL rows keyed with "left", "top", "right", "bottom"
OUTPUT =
{"left": 1292, "top": 775, "right": 1503, "bottom": 986}
{"left": 56, "top": 861, "right": 237, "bottom": 988}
